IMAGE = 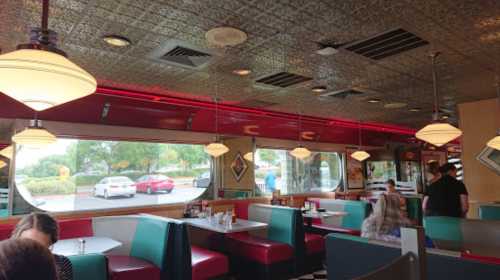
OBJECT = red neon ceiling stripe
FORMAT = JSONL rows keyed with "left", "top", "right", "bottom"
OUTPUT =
{"left": 95, "top": 86, "right": 417, "bottom": 136}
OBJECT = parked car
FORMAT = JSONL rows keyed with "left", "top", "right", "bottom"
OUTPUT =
{"left": 134, "top": 175, "right": 174, "bottom": 194}
{"left": 193, "top": 172, "right": 211, "bottom": 188}
{"left": 93, "top": 176, "right": 136, "bottom": 199}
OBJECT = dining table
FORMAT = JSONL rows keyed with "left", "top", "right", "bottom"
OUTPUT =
{"left": 302, "top": 210, "right": 349, "bottom": 227}
{"left": 51, "top": 236, "right": 122, "bottom": 256}
{"left": 182, "top": 217, "right": 268, "bottom": 234}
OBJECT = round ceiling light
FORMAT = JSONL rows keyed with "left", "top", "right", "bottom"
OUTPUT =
{"left": 311, "top": 86, "right": 327, "bottom": 93}
{"left": 409, "top": 107, "right": 422, "bottom": 112}
{"left": 204, "top": 142, "right": 229, "bottom": 158}
{"left": 0, "top": 49, "right": 97, "bottom": 111}
{"left": 367, "top": 98, "right": 381, "bottom": 104}
{"left": 0, "top": 145, "right": 13, "bottom": 159}
{"left": 103, "top": 35, "right": 131, "bottom": 47}
{"left": 206, "top": 27, "right": 248, "bottom": 47}
{"left": 233, "top": 69, "right": 251, "bottom": 76}
{"left": 415, "top": 122, "right": 462, "bottom": 147}
{"left": 384, "top": 102, "right": 407, "bottom": 109}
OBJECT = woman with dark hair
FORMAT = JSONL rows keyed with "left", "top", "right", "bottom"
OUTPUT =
{"left": 0, "top": 238, "right": 58, "bottom": 280}
{"left": 11, "top": 212, "right": 72, "bottom": 280}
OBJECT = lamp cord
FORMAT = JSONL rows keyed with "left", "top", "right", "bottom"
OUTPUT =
{"left": 431, "top": 52, "right": 441, "bottom": 121}
{"left": 41, "top": 0, "right": 49, "bottom": 31}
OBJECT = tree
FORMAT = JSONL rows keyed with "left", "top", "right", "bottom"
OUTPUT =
{"left": 259, "top": 149, "right": 279, "bottom": 166}
{"left": 170, "top": 144, "right": 207, "bottom": 170}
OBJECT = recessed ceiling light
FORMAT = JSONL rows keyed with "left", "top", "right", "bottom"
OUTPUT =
{"left": 311, "top": 86, "right": 327, "bottom": 93}
{"left": 367, "top": 98, "right": 381, "bottom": 104}
{"left": 206, "top": 27, "right": 247, "bottom": 47}
{"left": 384, "top": 102, "right": 407, "bottom": 109}
{"left": 409, "top": 107, "right": 422, "bottom": 112}
{"left": 441, "top": 114, "right": 450, "bottom": 120}
{"left": 103, "top": 35, "right": 131, "bottom": 47}
{"left": 232, "top": 69, "right": 251, "bottom": 76}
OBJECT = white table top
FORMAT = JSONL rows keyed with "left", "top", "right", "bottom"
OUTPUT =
{"left": 52, "top": 236, "right": 122, "bottom": 256}
{"left": 182, "top": 218, "right": 268, "bottom": 233}
{"left": 302, "top": 211, "right": 349, "bottom": 219}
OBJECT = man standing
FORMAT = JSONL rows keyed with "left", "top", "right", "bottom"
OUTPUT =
{"left": 423, "top": 163, "right": 469, "bottom": 218}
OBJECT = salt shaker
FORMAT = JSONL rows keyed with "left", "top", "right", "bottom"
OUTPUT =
{"left": 78, "top": 238, "right": 86, "bottom": 254}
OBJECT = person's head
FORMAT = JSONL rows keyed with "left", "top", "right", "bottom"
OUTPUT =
{"left": 439, "top": 163, "right": 457, "bottom": 177}
{"left": 11, "top": 212, "right": 58, "bottom": 248}
{"left": 427, "top": 161, "right": 440, "bottom": 175}
{"left": 386, "top": 179, "right": 396, "bottom": 193}
{"left": 0, "top": 238, "right": 58, "bottom": 280}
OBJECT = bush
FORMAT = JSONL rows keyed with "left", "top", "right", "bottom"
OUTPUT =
{"left": 25, "top": 178, "right": 76, "bottom": 196}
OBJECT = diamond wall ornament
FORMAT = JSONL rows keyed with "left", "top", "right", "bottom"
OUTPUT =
{"left": 230, "top": 152, "right": 248, "bottom": 182}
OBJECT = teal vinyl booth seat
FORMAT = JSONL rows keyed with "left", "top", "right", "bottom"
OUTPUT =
{"left": 67, "top": 254, "right": 108, "bottom": 280}
{"left": 92, "top": 215, "right": 174, "bottom": 280}
{"left": 326, "top": 233, "right": 500, "bottom": 280}
{"left": 225, "top": 204, "right": 307, "bottom": 280}
{"left": 423, "top": 216, "right": 500, "bottom": 258}
{"left": 479, "top": 204, "right": 500, "bottom": 221}
{"left": 306, "top": 198, "right": 371, "bottom": 235}
{"left": 405, "top": 196, "right": 423, "bottom": 225}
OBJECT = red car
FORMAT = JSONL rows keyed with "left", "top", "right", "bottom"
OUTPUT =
{"left": 134, "top": 175, "right": 174, "bottom": 194}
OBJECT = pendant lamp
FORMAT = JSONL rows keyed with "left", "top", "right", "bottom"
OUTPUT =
{"left": 487, "top": 80, "right": 500, "bottom": 150}
{"left": 290, "top": 102, "right": 311, "bottom": 160}
{"left": 0, "top": 0, "right": 96, "bottom": 111}
{"left": 351, "top": 122, "right": 370, "bottom": 162}
{"left": 205, "top": 74, "right": 229, "bottom": 158}
{"left": 12, "top": 120, "right": 56, "bottom": 149}
{"left": 0, "top": 161, "right": 6, "bottom": 169}
{"left": 243, "top": 152, "right": 253, "bottom": 162}
{"left": 0, "top": 145, "right": 13, "bottom": 159}
{"left": 415, "top": 52, "right": 462, "bottom": 147}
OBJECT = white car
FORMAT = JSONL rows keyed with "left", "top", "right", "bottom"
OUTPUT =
{"left": 93, "top": 176, "right": 136, "bottom": 199}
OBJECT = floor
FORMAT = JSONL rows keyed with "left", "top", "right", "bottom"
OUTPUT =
{"left": 290, "top": 270, "right": 327, "bottom": 280}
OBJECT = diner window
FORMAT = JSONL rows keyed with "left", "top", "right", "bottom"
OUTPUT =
{"left": 366, "top": 160, "right": 397, "bottom": 189}
{"left": 254, "top": 148, "right": 343, "bottom": 195}
{"left": 14, "top": 138, "right": 212, "bottom": 212}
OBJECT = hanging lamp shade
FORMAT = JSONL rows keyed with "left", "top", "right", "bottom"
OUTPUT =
{"left": 243, "top": 152, "right": 253, "bottom": 162}
{"left": 487, "top": 135, "right": 500, "bottom": 150}
{"left": 0, "top": 145, "right": 13, "bottom": 159}
{"left": 415, "top": 122, "right": 462, "bottom": 147}
{"left": 351, "top": 150, "right": 371, "bottom": 162}
{"left": 290, "top": 146, "right": 311, "bottom": 160}
{"left": 0, "top": 49, "right": 97, "bottom": 111}
{"left": 204, "top": 142, "right": 229, "bottom": 158}
{"left": 0, "top": 160, "right": 6, "bottom": 169}
{"left": 12, "top": 127, "right": 56, "bottom": 148}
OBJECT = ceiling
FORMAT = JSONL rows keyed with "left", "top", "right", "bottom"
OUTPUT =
{"left": 1, "top": 0, "right": 500, "bottom": 128}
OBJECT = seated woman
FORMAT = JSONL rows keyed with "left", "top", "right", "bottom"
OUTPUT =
{"left": 0, "top": 238, "right": 58, "bottom": 280}
{"left": 385, "top": 179, "right": 408, "bottom": 217}
{"left": 361, "top": 194, "right": 412, "bottom": 243}
{"left": 11, "top": 212, "right": 72, "bottom": 280}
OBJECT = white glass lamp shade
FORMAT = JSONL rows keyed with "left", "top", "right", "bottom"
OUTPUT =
{"left": 243, "top": 152, "right": 253, "bottom": 162}
{"left": 290, "top": 147, "right": 311, "bottom": 160}
{"left": 487, "top": 135, "right": 500, "bottom": 150}
{"left": 415, "top": 122, "right": 462, "bottom": 147}
{"left": 351, "top": 150, "right": 371, "bottom": 162}
{"left": 204, "top": 142, "right": 229, "bottom": 157}
{"left": 12, "top": 128, "right": 57, "bottom": 148}
{"left": 0, "top": 49, "right": 97, "bottom": 111}
{"left": 0, "top": 145, "right": 13, "bottom": 159}
{"left": 0, "top": 160, "right": 6, "bottom": 169}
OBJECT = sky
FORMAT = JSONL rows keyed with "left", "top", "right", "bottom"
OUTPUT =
{"left": 15, "top": 138, "right": 75, "bottom": 169}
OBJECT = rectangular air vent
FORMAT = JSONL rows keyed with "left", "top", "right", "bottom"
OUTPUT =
{"left": 343, "top": 28, "right": 429, "bottom": 60}
{"left": 320, "top": 88, "right": 366, "bottom": 99}
{"left": 159, "top": 46, "right": 211, "bottom": 68}
{"left": 238, "top": 99, "right": 278, "bottom": 108}
{"left": 255, "top": 72, "right": 312, "bottom": 88}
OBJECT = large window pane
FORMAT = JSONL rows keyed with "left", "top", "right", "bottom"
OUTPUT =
{"left": 14, "top": 139, "right": 211, "bottom": 212}
{"left": 254, "top": 148, "right": 342, "bottom": 195}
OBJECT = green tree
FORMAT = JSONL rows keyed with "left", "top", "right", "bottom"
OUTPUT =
{"left": 170, "top": 144, "right": 207, "bottom": 170}
{"left": 259, "top": 149, "right": 279, "bottom": 166}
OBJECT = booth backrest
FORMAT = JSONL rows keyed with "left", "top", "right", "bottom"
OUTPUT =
{"left": 59, "top": 218, "right": 94, "bottom": 239}
{"left": 479, "top": 204, "right": 500, "bottom": 221}
{"left": 405, "top": 197, "right": 423, "bottom": 224}
{"left": 424, "top": 216, "right": 500, "bottom": 257}
{"left": 308, "top": 199, "right": 371, "bottom": 230}
{"left": 68, "top": 254, "right": 107, "bottom": 280}
{"left": 326, "top": 233, "right": 500, "bottom": 280}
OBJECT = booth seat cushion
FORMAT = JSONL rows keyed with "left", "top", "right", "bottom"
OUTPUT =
{"left": 191, "top": 246, "right": 228, "bottom": 280}
{"left": 461, "top": 253, "right": 500, "bottom": 265}
{"left": 304, "top": 233, "right": 324, "bottom": 255}
{"left": 107, "top": 255, "right": 161, "bottom": 280}
{"left": 226, "top": 232, "right": 294, "bottom": 264}
{"left": 58, "top": 218, "right": 94, "bottom": 240}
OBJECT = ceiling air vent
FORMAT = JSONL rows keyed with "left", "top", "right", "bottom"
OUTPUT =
{"left": 343, "top": 28, "right": 429, "bottom": 60}
{"left": 255, "top": 72, "right": 312, "bottom": 88}
{"left": 150, "top": 40, "right": 212, "bottom": 69}
{"left": 320, "top": 88, "right": 366, "bottom": 99}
